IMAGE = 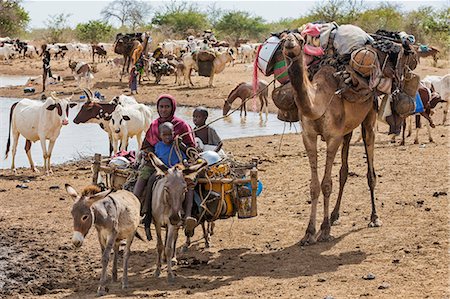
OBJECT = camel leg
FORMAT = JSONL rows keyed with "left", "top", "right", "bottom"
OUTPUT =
{"left": 300, "top": 132, "right": 320, "bottom": 245}
{"left": 316, "top": 136, "right": 342, "bottom": 242}
{"left": 407, "top": 116, "right": 412, "bottom": 137}
{"left": 400, "top": 119, "right": 406, "bottom": 146}
{"left": 443, "top": 101, "right": 448, "bottom": 125}
{"left": 426, "top": 121, "right": 433, "bottom": 143}
{"left": 362, "top": 110, "right": 382, "bottom": 227}
{"left": 330, "top": 131, "right": 353, "bottom": 225}
{"left": 414, "top": 115, "right": 421, "bottom": 144}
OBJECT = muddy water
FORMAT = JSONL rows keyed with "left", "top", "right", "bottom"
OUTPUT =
{"left": 0, "top": 97, "right": 301, "bottom": 169}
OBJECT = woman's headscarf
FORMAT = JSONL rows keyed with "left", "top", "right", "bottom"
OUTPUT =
{"left": 145, "top": 94, "right": 196, "bottom": 147}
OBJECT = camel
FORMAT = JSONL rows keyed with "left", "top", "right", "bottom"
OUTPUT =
{"left": 282, "top": 32, "right": 381, "bottom": 246}
{"left": 113, "top": 33, "right": 146, "bottom": 82}
{"left": 222, "top": 80, "right": 269, "bottom": 117}
{"left": 182, "top": 49, "right": 235, "bottom": 88}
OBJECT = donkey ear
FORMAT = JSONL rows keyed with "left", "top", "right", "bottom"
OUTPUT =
{"left": 65, "top": 184, "right": 78, "bottom": 200}
{"left": 148, "top": 152, "right": 169, "bottom": 176}
{"left": 87, "top": 189, "right": 111, "bottom": 206}
{"left": 183, "top": 159, "right": 208, "bottom": 180}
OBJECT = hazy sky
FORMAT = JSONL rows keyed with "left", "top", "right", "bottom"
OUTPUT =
{"left": 22, "top": 0, "right": 447, "bottom": 29}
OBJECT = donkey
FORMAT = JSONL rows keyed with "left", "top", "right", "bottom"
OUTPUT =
{"left": 148, "top": 153, "right": 207, "bottom": 283}
{"left": 65, "top": 184, "right": 142, "bottom": 296}
{"left": 223, "top": 80, "right": 269, "bottom": 118}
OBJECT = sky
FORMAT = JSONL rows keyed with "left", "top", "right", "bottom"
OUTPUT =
{"left": 22, "top": 0, "right": 448, "bottom": 29}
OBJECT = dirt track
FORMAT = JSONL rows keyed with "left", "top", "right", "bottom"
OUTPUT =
{"left": 0, "top": 56, "right": 449, "bottom": 298}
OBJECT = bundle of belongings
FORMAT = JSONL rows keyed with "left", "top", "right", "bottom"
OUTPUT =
{"left": 192, "top": 50, "right": 216, "bottom": 77}
{"left": 256, "top": 23, "right": 420, "bottom": 132}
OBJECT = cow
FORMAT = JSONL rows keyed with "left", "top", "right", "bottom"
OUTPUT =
{"left": 68, "top": 59, "right": 94, "bottom": 89}
{"left": 106, "top": 104, "right": 152, "bottom": 154}
{"left": 92, "top": 44, "right": 107, "bottom": 63}
{"left": 422, "top": 74, "right": 450, "bottom": 124}
{"left": 4, "top": 93, "right": 77, "bottom": 175}
{"left": 73, "top": 91, "right": 137, "bottom": 155}
{"left": 106, "top": 57, "right": 125, "bottom": 79}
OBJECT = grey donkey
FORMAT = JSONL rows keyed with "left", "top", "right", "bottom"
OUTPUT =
{"left": 66, "top": 184, "right": 142, "bottom": 296}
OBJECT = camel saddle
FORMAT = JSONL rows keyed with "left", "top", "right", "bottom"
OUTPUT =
{"left": 193, "top": 50, "right": 216, "bottom": 77}
{"left": 272, "top": 82, "right": 299, "bottom": 122}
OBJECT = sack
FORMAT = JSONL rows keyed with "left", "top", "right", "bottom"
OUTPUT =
{"left": 403, "top": 72, "right": 420, "bottom": 97}
{"left": 333, "top": 25, "right": 373, "bottom": 55}
{"left": 393, "top": 92, "right": 415, "bottom": 118}
{"left": 272, "top": 83, "right": 299, "bottom": 122}
{"left": 197, "top": 50, "right": 216, "bottom": 62}
{"left": 198, "top": 61, "right": 213, "bottom": 77}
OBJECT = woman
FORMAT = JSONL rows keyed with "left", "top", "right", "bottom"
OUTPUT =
{"left": 134, "top": 94, "right": 197, "bottom": 240}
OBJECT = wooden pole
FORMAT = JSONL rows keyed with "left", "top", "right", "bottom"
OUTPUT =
{"left": 92, "top": 153, "right": 101, "bottom": 185}
{"left": 250, "top": 157, "right": 258, "bottom": 217}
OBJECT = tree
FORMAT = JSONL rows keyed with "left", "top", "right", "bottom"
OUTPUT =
{"left": 76, "top": 20, "right": 113, "bottom": 43}
{"left": 152, "top": 3, "right": 209, "bottom": 37}
{"left": 45, "top": 13, "right": 71, "bottom": 43}
{"left": 215, "top": 11, "right": 268, "bottom": 43}
{"left": 0, "top": 0, "right": 30, "bottom": 36}
{"left": 309, "top": 0, "right": 365, "bottom": 24}
{"left": 354, "top": 3, "right": 403, "bottom": 33}
{"left": 101, "top": 0, "right": 151, "bottom": 30}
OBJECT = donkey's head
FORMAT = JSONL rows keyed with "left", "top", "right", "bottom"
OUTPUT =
{"left": 149, "top": 153, "right": 207, "bottom": 225}
{"left": 65, "top": 184, "right": 111, "bottom": 247}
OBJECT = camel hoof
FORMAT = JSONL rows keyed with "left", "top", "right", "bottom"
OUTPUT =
{"left": 300, "top": 234, "right": 316, "bottom": 246}
{"left": 32, "top": 167, "right": 40, "bottom": 173}
{"left": 317, "top": 233, "right": 334, "bottom": 242}
{"left": 368, "top": 218, "right": 382, "bottom": 227}
{"left": 331, "top": 219, "right": 340, "bottom": 226}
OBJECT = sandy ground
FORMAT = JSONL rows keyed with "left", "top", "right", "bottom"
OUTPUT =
{"left": 0, "top": 55, "right": 449, "bottom": 298}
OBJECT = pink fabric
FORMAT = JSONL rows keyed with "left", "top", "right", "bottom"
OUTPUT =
{"left": 301, "top": 23, "right": 321, "bottom": 37}
{"left": 145, "top": 94, "right": 196, "bottom": 148}
{"left": 303, "top": 44, "right": 324, "bottom": 56}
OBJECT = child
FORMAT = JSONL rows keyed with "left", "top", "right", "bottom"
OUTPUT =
{"left": 193, "top": 107, "right": 222, "bottom": 148}
{"left": 129, "top": 66, "right": 138, "bottom": 95}
{"left": 155, "top": 122, "right": 187, "bottom": 167}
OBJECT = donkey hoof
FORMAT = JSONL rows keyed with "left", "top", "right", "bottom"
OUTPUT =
{"left": 96, "top": 286, "right": 108, "bottom": 297}
{"left": 154, "top": 269, "right": 161, "bottom": 278}
{"left": 122, "top": 281, "right": 129, "bottom": 289}
{"left": 167, "top": 274, "right": 175, "bottom": 284}
{"left": 368, "top": 218, "right": 382, "bottom": 227}
{"left": 181, "top": 245, "right": 189, "bottom": 253}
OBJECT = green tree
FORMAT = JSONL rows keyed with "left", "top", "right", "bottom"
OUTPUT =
{"left": 215, "top": 11, "right": 268, "bottom": 44}
{"left": 0, "top": 0, "right": 29, "bottom": 36}
{"left": 309, "top": 0, "right": 365, "bottom": 24}
{"left": 101, "top": 0, "right": 151, "bottom": 30}
{"left": 354, "top": 3, "right": 403, "bottom": 33}
{"left": 45, "top": 13, "right": 71, "bottom": 43}
{"left": 76, "top": 20, "right": 113, "bottom": 43}
{"left": 152, "top": 2, "right": 209, "bottom": 37}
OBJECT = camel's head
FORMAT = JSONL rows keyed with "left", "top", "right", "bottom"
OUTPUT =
{"left": 282, "top": 32, "right": 304, "bottom": 58}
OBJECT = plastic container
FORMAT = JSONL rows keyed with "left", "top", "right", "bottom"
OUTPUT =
{"left": 24, "top": 87, "right": 35, "bottom": 94}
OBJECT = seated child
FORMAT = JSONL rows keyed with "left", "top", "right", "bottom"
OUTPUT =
{"left": 193, "top": 107, "right": 222, "bottom": 149}
{"left": 155, "top": 122, "right": 186, "bottom": 167}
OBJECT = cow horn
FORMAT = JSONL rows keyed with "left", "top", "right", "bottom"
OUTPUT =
{"left": 82, "top": 89, "right": 92, "bottom": 102}
{"left": 50, "top": 91, "right": 59, "bottom": 101}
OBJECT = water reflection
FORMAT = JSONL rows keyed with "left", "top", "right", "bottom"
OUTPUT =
{"left": 0, "top": 76, "right": 30, "bottom": 88}
{"left": 0, "top": 97, "right": 301, "bottom": 169}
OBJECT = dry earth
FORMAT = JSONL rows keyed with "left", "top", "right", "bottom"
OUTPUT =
{"left": 0, "top": 55, "right": 449, "bottom": 298}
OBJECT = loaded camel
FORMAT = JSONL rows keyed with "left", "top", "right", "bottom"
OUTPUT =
{"left": 282, "top": 32, "right": 381, "bottom": 245}
{"left": 113, "top": 33, "right": 146, "bottom": 81}
{"left": 223, "top": 79, "right": 269, "bottom": 117}
{"left": 182, "top": 49, "right": 235, "bottom": 88}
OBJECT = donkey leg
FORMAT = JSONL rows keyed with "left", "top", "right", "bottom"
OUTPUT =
{"left": 414, "top": 115, "right": 421, "bottom": 144}
{"left": 122, "top": 235, "right": 134, "bottom": 289}
{"left": 166, "top": 225, "right": 177, "bottom": 283}
{"left": 317, "top": 137, "right": 342, "bottom": 242}
{"left": 330, "top": 131, "right": 353, "bottom": 225}
{"left": 201, "top": 222, "right": 210, "bottom": 248}
{"left": 300, "top": 133, "right": 320, "bottom": 245}
{"left": 98, "top": 234, "right": 117, "bottom": 296}
{"left": 112, "top": 242, "right": 120, "bottom": 282}
{"left": 154, "top": 223, "right": 163, "bottom": 278}
{"left": 400, "top": 119, "right": 406, "bottom": 146}
{"left": 426, "top": 121, "right": 433, "bottom": 143}
{"left": 362, "top": 110, "right": 382, "bottom": 227}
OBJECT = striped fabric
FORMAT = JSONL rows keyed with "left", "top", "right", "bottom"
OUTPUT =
{"left": 273, "top": 60, "right": 290, "bottom": 84}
